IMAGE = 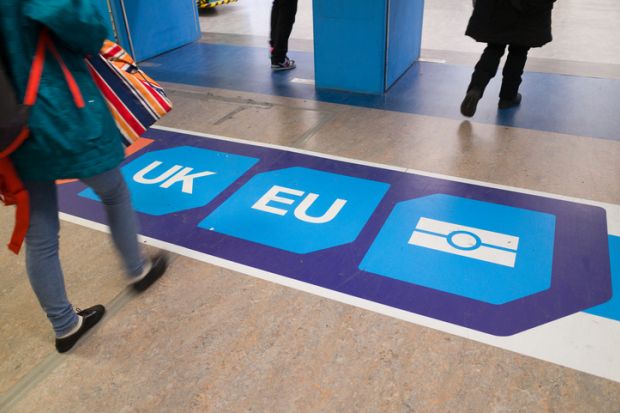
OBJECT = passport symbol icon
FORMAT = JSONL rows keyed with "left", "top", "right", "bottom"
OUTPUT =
{"left": 408, "top": 217, "right": 519, "bottom": 268}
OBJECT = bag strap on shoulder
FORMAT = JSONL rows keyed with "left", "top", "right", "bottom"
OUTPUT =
{"left": 24, "top": 28, "right": 85, "bottom": 108}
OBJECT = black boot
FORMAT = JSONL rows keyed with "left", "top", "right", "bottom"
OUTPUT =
{"left": 460, "top": 89, "right": 482, "bottom": 117}
{"left": 498, "top": 93, "right": 522, "bottom": 109}
{"left": 55, "top": 305, "right": 106, "bottom": 353}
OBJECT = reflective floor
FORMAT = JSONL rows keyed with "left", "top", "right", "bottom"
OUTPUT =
{"left": 1, "top": 1, "right": 620, "bottom": 412}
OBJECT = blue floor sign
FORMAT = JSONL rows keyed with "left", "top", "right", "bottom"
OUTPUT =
{"left": 59, "top": 128, "right": 615, "bottom": 336}
{"left": 360, "top": 194, "right": 556, "bottom": 305}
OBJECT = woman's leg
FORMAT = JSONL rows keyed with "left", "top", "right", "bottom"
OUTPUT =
{"left": 24, "top": 180, "right": 79, "bottom": 337}
{"left": 81, "top": 167, "right": 146, "bottom": 278}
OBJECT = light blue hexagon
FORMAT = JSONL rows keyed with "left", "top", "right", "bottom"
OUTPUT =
{"left": 359, "top": 194, "right": 556, "bottom": 305}
{"left": 80, "top": 146, "right": 259, "bottom": 216}
{"left": 585, "top": 236, "right": 620, "bottom": 321}
{"left": 199, "top": 167, "right": 390, "bottom": 253}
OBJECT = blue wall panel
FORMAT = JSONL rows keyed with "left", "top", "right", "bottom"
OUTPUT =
{"left": 121, "top": 0, "right": 201, "bottom": 61}
{"left": 386, "top": 0, "right": 424, "bottom": 89}
{"left": 313, "top": 0, "right": 388, "bottom": 94}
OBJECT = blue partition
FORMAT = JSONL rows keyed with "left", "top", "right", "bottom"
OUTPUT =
{"left": 121, "top": 0, "right": 201, "bottom": 61}
{"left": 314, "top": 0, "right": 425, "bottom": 94}
{"left": 313, "top": 0, "right": 388, "bottom": 95}
{"left": 386, "top": 0, "right": 424, "bottom": 89}
{"left": 95, "top": 0, "right": 201, "bottom": 62}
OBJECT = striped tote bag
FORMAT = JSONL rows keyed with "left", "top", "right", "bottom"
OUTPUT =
{"left": 86, "top": 40, "right": 172, "bottom": 146}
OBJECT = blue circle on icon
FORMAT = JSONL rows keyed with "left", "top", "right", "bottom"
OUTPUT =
{"left": 447, "top": 230, "right": 482, "bottom": 251}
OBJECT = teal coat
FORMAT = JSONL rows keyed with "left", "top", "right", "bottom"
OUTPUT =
{"left": 0, "top": 0, "right": 124, "bottom": 181}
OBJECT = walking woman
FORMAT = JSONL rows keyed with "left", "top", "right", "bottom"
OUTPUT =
{"left": 0, "top": 0, "right": 167, "bottom": 353}
{"left": 461, "top": 0, "right": 556, "bottom": 117}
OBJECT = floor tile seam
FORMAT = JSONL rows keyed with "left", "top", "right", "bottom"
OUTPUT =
{"left": 162, "top": 83, "right": 341, "bottom": 114}
{"left": 291, "top": 111, "right": 338, "bottom": 148}
{"left": 212, "top": 106, "right": 249, "bottom": 126}
{"left": 0, "top": 288, "right": 136, "bottom": 413}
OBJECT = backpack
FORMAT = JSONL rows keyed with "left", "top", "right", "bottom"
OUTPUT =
{"left": 0, "top": 28, "right": 84, "bottom": 254}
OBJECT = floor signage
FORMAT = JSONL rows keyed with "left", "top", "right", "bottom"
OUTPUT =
{"left": 60, "top": 127, "right": 613, "bottom": 335}
{"left": 58, "top": 127, "right": 620, "bottom": 381}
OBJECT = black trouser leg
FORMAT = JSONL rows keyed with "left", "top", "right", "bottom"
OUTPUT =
{"left": 468, "top": 43, "right": 506, "bottom": 96}
{"left": 500, "top": 45, "right": 530, "bottom": 99}
{"left": 270, "top": 0, "right": 298, "bottom": 64}
{"left": 269, "top": 1, "right": 279, "bottom": 48}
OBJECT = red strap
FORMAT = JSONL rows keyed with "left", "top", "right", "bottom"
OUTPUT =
{"left": 0, "top": 127, "right": 29, "bottom": 158}
{"left": 7, "top": 188, "right": 29, "bottom": 254}
{"left": 45, "top": 34, "right": 85, "bottom": 108}
{"left": 0, "top": 159, "right": 29, "bottom": 254}
{"left": 23, "top": 28, "right": 85, "bottom": 108}
{"left": 23, "top": 30, "right": 47, "bottom": 106}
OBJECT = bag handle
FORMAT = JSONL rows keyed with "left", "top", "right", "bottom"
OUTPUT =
{"left": 23, "top": 28, "right": 85, "bottom": 109}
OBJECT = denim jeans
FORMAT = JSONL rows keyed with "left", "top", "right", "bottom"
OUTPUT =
{"left": 24, "top": 167, "right": 145, "bottom": 337}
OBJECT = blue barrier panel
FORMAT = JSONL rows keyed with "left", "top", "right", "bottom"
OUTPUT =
{"left": 313, "top": 0, "right": 388, "bottom": 95}
{"left": 105, "top": 0, "right": 200, "bottom": 62}
{"left": 313, "top": 0, "right": 424, "bottom": 94}
{"left": 386, "top": 0, "right": 424, "bottom": 89}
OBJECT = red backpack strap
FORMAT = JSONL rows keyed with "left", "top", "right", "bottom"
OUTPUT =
{"left": 1, "top": 28, "right": 86, "bottom": 255}
{"left": 23, "top": 28, "right": 85, "bottom": 108}
{"left": 22, "top": 29, "right": 47, "bottom": 106}
{"left": 44, "top": 33, "right": 85, "bottom": 108}
{"left": 0, "top": 29, "right": 48, "bottom": 158}
{"left": 0, "top": 127, "right": 29, "bottom": 158}
{"left": 0, "top": 158, "right": 29, "bottom": 254}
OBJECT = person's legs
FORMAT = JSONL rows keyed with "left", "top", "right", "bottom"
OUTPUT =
{"left": 461, "top": 43, "right": 506, "bottom": 117}
{"left": 270, "top": 0, "right": 279, "bottom": 50}
{"left": 23, "top": 167, "right": 165, "bottom": 352}
{"left": 24, "top": 180, "right": 79, "bottom": 337}
{"left": 270, "top": 0, "right": 298, "bottom": 65}
{"left": 468, "top": 43, "right": 507, "bottom": 95}
{"left": 500, "top": 44, "right": 530, "bottom": 100}
{"left": 81, "top": 167, "right": 168, "bottom": 292}
{"left": 80, "top": 167, "right": 145, "bottom": 279}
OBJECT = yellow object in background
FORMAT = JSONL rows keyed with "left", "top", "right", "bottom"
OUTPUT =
{"left": 197, "top": 0, "right": 238, "bottom": 9}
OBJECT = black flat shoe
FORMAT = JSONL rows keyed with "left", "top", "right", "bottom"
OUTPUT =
{"left": 55, "top": 305, "right": 106, "bottom": 353}
{"left": 499, "top": 93, "right": 522, "bottom": 109}
{"left": 460, "top": 89, "right": 482, "bottom": 117}
{"left": 131, "top": 252, "right": 169, "bottom": 292}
